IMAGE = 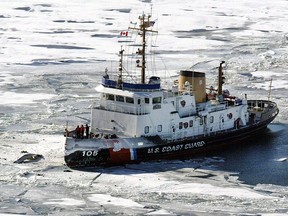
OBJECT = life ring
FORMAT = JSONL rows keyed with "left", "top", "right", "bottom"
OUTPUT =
{"left": 227, "top": 113, "right": 233, "bottom": 119}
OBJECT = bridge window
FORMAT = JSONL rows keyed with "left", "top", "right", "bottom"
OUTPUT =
{"left": 179, "top": 122, "right": 183, "bottom": 129}
{"left": 145, "top": 98, "right": 150, "bottom": 104}
{"left": 152, "top": 97, "right": 162, "bottom": 104}
{"left": 126, "top": 97, "right": 134, "bottom": 104}
{"left": 116, "top": 95, "right": 124, "bottom": 102}
{"left": 157, "top": 125, "right": 162, "bottom": 132}
{"left": 106, "top": 94, "right": 115, "bottom": 101}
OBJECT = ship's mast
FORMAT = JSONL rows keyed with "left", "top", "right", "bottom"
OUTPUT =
{"left": 118, "top": 46, "right": 124, "bottom": 87}
{"left": 129, "top": 14, "right": 157, "bottom": 84}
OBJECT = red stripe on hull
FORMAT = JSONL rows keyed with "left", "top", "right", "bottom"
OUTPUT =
{"left": 109, "top": 148, "right": 131, "bottom": 163}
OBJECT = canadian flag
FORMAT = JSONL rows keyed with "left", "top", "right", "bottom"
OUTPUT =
{"left": 120, "top": 31, "right": 128, "bottom": 36}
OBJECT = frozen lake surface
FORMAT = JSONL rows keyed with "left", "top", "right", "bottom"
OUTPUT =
{"left": 0, "top": 0, "right": 287, "bottom": 215}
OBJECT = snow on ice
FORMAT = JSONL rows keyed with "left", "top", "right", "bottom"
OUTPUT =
{"left": 0, "top": 0, "right": 287, "bottom": 215}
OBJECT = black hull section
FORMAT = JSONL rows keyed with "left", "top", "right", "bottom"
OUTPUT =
{"left": 65, "top": 113, "right": 277, "bottom": 168}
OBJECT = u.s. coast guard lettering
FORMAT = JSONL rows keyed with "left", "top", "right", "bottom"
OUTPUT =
{"left": 184, "top": 141, "right": 205, "bottom": 149}
{"left": 147, "top": 141, "right": 205, "bottom": 154}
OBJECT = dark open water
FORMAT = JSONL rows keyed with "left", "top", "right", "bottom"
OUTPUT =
{"left": 216, "top": 123, "right": 288, "bottom": 186}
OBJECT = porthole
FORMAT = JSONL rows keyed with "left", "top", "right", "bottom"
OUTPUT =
{"left": 189, "top": 120, "right": 193, "bottom": 127}
{"left": 200, "top": 118, "right": 203, "bottom": 125}
{"left": 184, "top": 122, "right": 188, "bottom": 128}
{"left": 210, "top": 116, "right": 214, "bottom": 123}
{"left": 144, "top": 126, "right": 149, "bottom": 134}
